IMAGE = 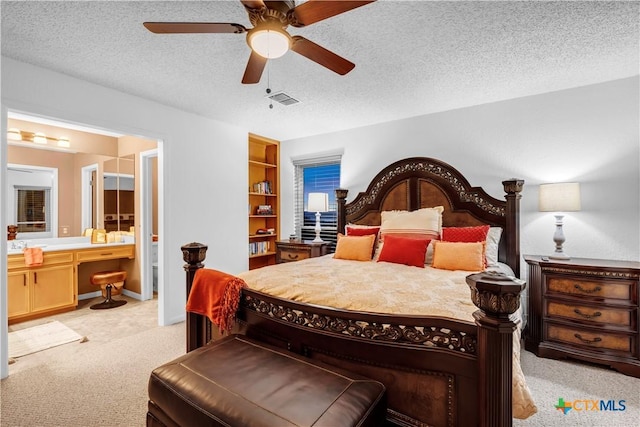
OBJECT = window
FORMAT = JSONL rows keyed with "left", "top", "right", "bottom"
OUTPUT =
{"left": 7, "top": 165, "right": 57, "bottom": 239}
{"left": 15, "top": 187, "right": 51, "bottom": 233}
{"left": 293, "top": 152, "right": 342, "bottom": 251}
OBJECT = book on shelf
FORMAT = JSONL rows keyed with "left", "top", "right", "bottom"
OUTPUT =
{"left": 256, "top": 205, "right": 273, "bottom": 215}
{"left": 252, "top": 180, "right": 272, "bottom": 194}
{"left": 249, "top": 241, "right": 270, "bottom": 255}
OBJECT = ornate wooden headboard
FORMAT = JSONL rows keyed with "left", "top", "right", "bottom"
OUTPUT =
{"left": 336, "top": 157, "right": 524, "bottom": 275}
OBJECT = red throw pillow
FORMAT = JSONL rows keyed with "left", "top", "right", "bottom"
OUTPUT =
{"left": 346, "top": 226, "right": 380, "bottom": 237}
{"left": 377, "top": 235, "right": 430, "bottom": 268}
{"left": 441, "top": 225, "right": 490, "bottom": 243}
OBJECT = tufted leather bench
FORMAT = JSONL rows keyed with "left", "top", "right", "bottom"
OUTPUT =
{"left": 147, "top": 334, "right": 387, "bottom": 427}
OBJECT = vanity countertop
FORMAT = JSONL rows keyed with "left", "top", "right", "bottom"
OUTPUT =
{"left": 7, "top": 236, "right": 135, "bottom": 256}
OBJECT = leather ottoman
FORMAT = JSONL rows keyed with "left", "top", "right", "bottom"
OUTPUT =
{"left": 147, "top": 334, "right": 386, "bottom": 427}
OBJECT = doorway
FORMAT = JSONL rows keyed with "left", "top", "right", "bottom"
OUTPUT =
{"left": 81, "top": 163, "right": 98, "bottom": 231}
{"left": 140, "top": 149, "right": 159, "bottom": 304}
{"left": 5, "top": 111, "right": 162, "bottom": 309}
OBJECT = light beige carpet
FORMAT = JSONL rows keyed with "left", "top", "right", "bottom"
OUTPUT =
{"left": 8, "top": 320, "right": 84, "bottom": 358}
{"left": 1, "top": 295, "right": 185, "bottom": 427}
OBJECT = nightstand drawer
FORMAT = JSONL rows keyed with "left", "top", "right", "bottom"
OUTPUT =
{"left": 275, "top": 240, "right": 329, "bottom": 264}
{"left": 546, "top": 324, "right": 634, "bottom": 355}
{"left": 547, "top": 277, "right": 632, "bottom": 300}
{"left": 546, "top": 301, "right": 633, "bottom": 328}
{"left": 279, "top": 249, "right": 311, "bottom": 263}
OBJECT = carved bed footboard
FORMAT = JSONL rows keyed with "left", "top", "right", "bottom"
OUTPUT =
{"left": 182, "top": 243, "right": 525, "bottom": 427}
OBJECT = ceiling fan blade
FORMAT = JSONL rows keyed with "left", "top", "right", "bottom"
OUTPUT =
{"left": 242, "top": 51, "right": 268, "bottom": 84}
{"left": 290, "top": 36, "right": 355, "bottom": 75}
{"left": 143, "top": 22, "right": 247, "bottom": 34}
{"left": 240, "top": 0, "right": 266, "bottom": 10}
{"left": 288, "top": 0, "right": 376, "bottom": 27}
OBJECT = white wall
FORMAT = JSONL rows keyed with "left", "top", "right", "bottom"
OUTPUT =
{"left": 280, "top": 77, "right": 640, "bottom": 270}
{"left": 1, "top": 57, "right": 250, "bottom": 378}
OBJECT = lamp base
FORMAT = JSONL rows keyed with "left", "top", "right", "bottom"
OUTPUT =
{"left": 313, "top": 211, "right": 323, "bottom": 243}
{"left": 549, "top": 253, "right": 570, "bottom": 260}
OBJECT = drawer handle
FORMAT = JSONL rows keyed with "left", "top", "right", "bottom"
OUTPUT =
{"left": 574, "top": 284, "right": 601, "bottom": 294}
{"left": 101, "top": 253, "right": 113, "bottom": 256}
{"left": 573, "top": 309, "right": 602, "bottom": 320}
{"left": 286, "top": 254, "right": 299, "bottom": 260}
{"left": 574, "top": 333, "right": 602, "bottom": 345}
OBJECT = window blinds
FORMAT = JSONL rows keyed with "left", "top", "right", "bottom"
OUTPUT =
{"left": 292, "top": 151, "right": 342, "bottom": 250}
{"left": 15, "top": 187, "right": 51, "bottom": 233}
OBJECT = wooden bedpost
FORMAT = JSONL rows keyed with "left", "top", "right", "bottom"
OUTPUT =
{"left": 467, "top": 272, "right": 526, "bottom": 427}
{"left": 336, "top": 188, "right": 348, "bottom": 234}
{"left": 502, "top": 179, "right": 524, "bottom": 277}
{"left": 181, "top": 242, "right": 208, "bottom": 352}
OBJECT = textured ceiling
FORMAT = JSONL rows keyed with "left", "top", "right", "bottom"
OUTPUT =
{"left": 2, "top": 1, "right": 638, "bottom": 141}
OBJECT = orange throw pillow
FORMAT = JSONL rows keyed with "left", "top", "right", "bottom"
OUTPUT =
{"left": 432, "top": 241, "right": 485, "bottom": 271}
{"left": 333, "top": 233, "right": 376, "bottom": 261}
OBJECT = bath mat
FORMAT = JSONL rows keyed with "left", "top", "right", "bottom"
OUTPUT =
{"left": 9, "top": 320, "right": 84, "bottom": 358}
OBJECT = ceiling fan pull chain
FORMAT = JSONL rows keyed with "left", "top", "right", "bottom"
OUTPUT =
{"left": 266, "top": 64, "right": 273, "bottom": 109}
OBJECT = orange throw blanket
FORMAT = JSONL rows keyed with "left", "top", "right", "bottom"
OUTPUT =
{"left": 24, "top": 247, "right": 44, "bottom": 267}
{"left": 185, "top": 268, "right": 247, "bottom": 334}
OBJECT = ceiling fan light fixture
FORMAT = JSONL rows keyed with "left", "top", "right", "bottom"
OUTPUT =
{"left": 248, "top": 27, "right": 291, "bottom": 59}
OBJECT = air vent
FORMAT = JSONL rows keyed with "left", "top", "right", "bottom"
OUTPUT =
{"left": 266, "top": 91, "right": 300, "bottom": 106}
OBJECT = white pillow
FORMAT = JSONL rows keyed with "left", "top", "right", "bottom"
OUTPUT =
{"left": 380, "top": 206, "right": 444, "bottom": 239}
{"left": 486, "top": 227, "right": 502, "bottom": 266}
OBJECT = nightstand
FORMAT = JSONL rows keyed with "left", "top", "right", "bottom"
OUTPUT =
{"left": 524, "top": 255, "right": 640, "bottom": 378}
{"left": 275, "top": 240, "right": 329, "bottom": 264}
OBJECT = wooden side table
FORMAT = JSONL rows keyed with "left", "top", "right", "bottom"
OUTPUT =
{"left": 275, "top": 240, "right": 329, "bottom": 264}
{"left": 524, "top": 255, "right": 640, "bottom": 378}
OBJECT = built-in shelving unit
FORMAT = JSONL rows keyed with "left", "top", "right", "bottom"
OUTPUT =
{"left": 248, "top": 134, "right": 279, "bottom": 270}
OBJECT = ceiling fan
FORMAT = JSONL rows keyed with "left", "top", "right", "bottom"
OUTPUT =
{"left": 143, "top": 0, "right": 376, "bottom": 84}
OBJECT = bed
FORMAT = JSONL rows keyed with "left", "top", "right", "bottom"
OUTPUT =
{"left": 181, "top": 157, "right": 536, "bottom": 426}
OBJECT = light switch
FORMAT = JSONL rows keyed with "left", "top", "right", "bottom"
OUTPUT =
{"left": 61, "top": 226, "right": 69, "bottom": 235}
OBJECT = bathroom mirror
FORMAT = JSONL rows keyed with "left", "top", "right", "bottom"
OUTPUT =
{"left": 103, "top": 155, "right": 135, "bottom": 232}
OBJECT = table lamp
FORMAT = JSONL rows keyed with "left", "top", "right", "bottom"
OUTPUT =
{"left": 307, "top": 192, "right": 329, "bottom": 243}
{"left": 538, "top": 182, "right": 581, "bottom": 260}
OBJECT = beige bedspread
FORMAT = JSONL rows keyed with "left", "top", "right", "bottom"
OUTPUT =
{"left": 238, "top": 255, "right": 538, "bottom": 419}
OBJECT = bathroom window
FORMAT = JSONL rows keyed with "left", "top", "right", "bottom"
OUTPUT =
{"left": 15, "top": 187, "right": 51, "bottom": 233}
{"left": 7, "top": 165, "right": 57, "bottom": 239}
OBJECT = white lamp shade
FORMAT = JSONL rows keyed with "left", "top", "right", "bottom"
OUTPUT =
{"left": 539, "top": 182, "right": 581, "bottom": 212}
{"left": 248, "top": 28, "right": 290, "bottom": 59}
{"left": 308, "top": 193, "right": 329, "bottom": 212}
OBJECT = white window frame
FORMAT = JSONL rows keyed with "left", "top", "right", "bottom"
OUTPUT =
{"left": 7, "top": 164, "right": 58, "bottom": 239}
{"left": 291, "top": 150, "right": 343, "bottom": 246}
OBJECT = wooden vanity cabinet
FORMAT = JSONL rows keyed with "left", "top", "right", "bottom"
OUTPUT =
{"left": 7, "top": 271, "right": 30, "bottom": 318}
{"left": 8, "top": 244, "right": 136, "bottom": 324}
{"left": 30, "top": 264, "right": 75, "bottom": 314}
{"left": 8, "top": 251, "right": 76, "bottom": 324}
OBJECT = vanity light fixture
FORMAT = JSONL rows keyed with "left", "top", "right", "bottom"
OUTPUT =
{"left": 9, "top": 129, "right": 72, "bottom": 148}
{"left": 33, "top": 132, "right": 48, "bottom": 144}
{"left": 7, "top": 128, "right": 22, "bottom": 141}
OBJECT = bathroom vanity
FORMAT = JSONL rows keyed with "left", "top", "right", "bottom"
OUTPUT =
{"left": 7, "top": 237, "right": 134, "bottom": 324}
